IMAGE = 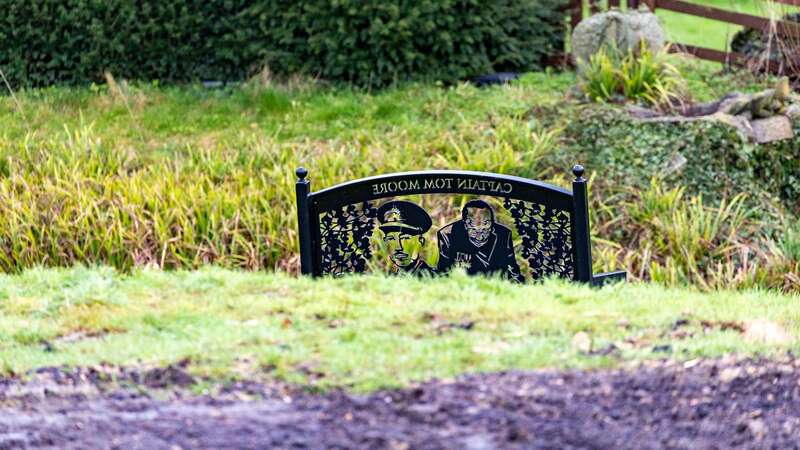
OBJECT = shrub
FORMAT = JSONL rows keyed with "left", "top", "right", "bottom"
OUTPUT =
{"left": 589, "top": 180, "right": 791, "bottom": 290}
{"left": 0, "top": 0, "right": 262, "bottom": 87}
{"left": 556, "top": 105, "right": 800, "bottom": 209}
{"left": 578, "top": 44, "right": 685, "bottom": 106}
{"left": 0, "top": 0, "right": 567, "bottom": 89}
{"left": 259, "top": 0, "right": 567, "bottom": 88}
{"left": 730, "top": 12, "right": 800, "bottom": 78}
{"left": 555, "top": 105, "right": 800, "bottom": 289}
{"left": 556, "top": 105, "right": 758, "bottom": 201}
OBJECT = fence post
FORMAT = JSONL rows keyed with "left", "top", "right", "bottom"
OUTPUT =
{"left": 589, "top": 0, "right": 601, "bottom": 15}
{"left": 571, "top": 0, "right": 583, "bottom": 29}
{"left": 571, "top": 165, "right": 593, "bottom": 283}
{"left": 628, "top": 0, "right": 640, "bottom": 9}
{"left": 295, "top": 167, "right": 314, "bottom": 275}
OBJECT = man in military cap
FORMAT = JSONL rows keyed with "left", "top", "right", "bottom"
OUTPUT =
{"left": 376, "top": 200, "right": 435, "bottom": 277}
{"left": 436, "top": 199, "right": 523, "bottom": 282}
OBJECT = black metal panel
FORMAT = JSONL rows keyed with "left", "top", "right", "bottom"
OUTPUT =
{"left": 294, "top": 168, "right": 314, "bottom": 275}
{"left": 309, "top": 170, "right": 574, "bottom": 212}
{"left": 592, "top": 270, "right": 627, "bottom": 286}
{"left": 504, "top": 198, "right": 574, "bottom": 280}
{"left": 571, "top": 165, "right": 593, "bottom": 283}
{"left": 294, "top": 166, "right": 622, "bottom": 285}
{"left": 316, "top": 201, "right": 378, "bottom": 276}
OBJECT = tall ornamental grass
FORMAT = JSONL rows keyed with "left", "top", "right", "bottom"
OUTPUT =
{"left": 0, "top": 117, "right": 553, "bottom": 272}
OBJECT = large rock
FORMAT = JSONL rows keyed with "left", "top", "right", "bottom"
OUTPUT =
{"left": 751, "top": 116, "right": 794, "bottom": 143}
{"left": 571, "top": 8, "right": 666, "bottom": 71}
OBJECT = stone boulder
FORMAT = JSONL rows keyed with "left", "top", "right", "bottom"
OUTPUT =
{"left": 571, "top": 8, "right": 666, "bottom": 72}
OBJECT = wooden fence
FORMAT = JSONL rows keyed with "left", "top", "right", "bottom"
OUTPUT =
{"left": 568, "top": 0, "right": 800, "bottom": 67}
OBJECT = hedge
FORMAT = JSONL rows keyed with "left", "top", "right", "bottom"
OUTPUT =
{"left": 0, "top": 0, "right": 567, "bottom": 89}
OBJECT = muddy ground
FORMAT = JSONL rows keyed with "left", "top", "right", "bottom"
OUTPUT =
{"left": 1, "top": 358, "right": 799, "bottom": 450}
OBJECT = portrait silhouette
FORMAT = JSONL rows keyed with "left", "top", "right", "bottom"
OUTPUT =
{"left": 436, "top": 199, "right": 523, "bottom": 282}
{"left": 376, "top": 200, "right": 436, "bottom": 277}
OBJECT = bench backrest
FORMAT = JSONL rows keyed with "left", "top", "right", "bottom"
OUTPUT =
{"left": 295, "top": 165, "right": 621, "bottom": 284}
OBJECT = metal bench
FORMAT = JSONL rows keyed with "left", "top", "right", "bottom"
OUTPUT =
{"left": 295, "top": 164, "right": 625, "bottom": 286}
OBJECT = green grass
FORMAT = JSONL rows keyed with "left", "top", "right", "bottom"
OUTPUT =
{"left": 0, "top": 61, "right": 743, "bottom": 151}
{"left": 2, "top": 73, "right": 574, "bottom": 149}
{"left": 0, "top": 267, "right": 797, "bottom": 391}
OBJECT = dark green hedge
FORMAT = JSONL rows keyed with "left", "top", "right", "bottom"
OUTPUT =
{"left": 0, "top": 0, "right": 261, "bottom": 87}
{"left": 0, "top": 0, "right": 566, "bottom": 89}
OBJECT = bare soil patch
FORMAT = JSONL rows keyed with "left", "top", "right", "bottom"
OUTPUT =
{"left": 1, "top": 357, "right": 799, "bottom": 449}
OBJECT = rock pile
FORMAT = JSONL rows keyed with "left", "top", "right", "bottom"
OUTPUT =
{"left": 628, "top": 78, "right": 800, "bottom": 143}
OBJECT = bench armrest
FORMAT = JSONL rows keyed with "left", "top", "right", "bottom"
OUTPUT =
{"left": 591, "top": 270, "right": 627, "bottom": 287}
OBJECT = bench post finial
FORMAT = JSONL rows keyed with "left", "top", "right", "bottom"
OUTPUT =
{"left": 571, "top": 164, "right": 593, "bottom": 282}
{"left": 295, "top": 167, "right": 314, "bottom": 275}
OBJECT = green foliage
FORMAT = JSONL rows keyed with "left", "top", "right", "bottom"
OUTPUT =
{"left": 586, "top": 177, "right": 791, "bottom": 291}
{"left": 749, "top": 128, "right": 800, "bottom": 207}
{"left": 259, "top": 0, "right": 567, "bottom": 88}
{"left": 581, "top": 50, "right": 619, "bottom": 102}
{"left": 557, "top": 105, "right": 800, "bottom": 290}
{"left": 2, "top": 68, "right": 800, "bottom": 291}
{"left": 559, "top": 105, "right": 800, "bottom": 213}
{"left": 578, "top": 44, "right": 685, "bottom": 106}
{"left": 0, "top": 0, "right": 261, "bottom": 87}
{"left": 782, "top": 219, "right": 800, "bottom": 262}
{"left": 1, "top": 268, "right": 798, "bottom": 390}
{"left": 0, "top": 81, "right": 560, "bottom": 272}
{"left": 619, "top": 182, "right": 758, "bottom": 289}
{"left": 0, "top": 0, "right": 566, "bottom": 89}
{"left": 558, "top": 105, "right": 756, "bottom": 200}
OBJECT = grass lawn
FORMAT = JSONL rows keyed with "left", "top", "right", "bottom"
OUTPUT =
{"left": 1, "top": 267, "right": 797, "bottom": 391}
{"left": 0, "top": 72, "right": 576, "bottom": 147}
{"left": 0, "top": 58, "right": 769, "bottom": 152}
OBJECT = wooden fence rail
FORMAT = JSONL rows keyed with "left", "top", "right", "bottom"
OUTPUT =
{"left": 656, "top": 0, "right": 800, "bottom": 37}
